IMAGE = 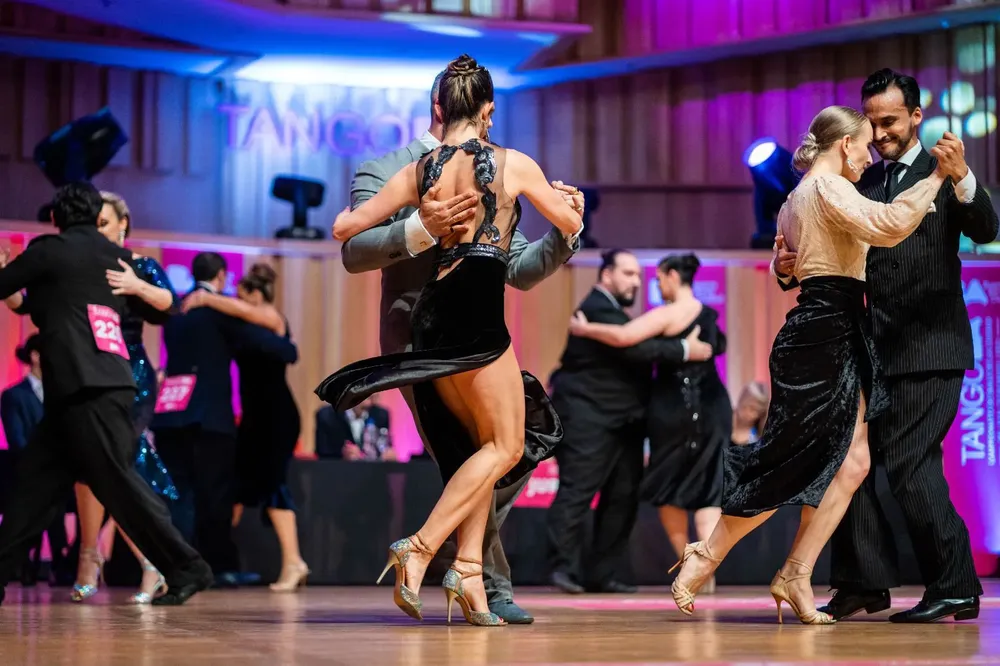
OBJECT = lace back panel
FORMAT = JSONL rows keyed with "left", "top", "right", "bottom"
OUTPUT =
{"left": 415, "top": 139, "right": 518, "bottom": 277}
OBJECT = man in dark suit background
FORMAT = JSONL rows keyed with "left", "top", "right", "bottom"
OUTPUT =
{"left": 315, "top": 398, "right": 392, "bottom": 460}
{"left": 0, "top": 182, "right": 211, "bottom": 606}
{"left": 775, "top": 69, "right": 998, "bottom": 623}
{"left": 546, "top": 249, "right": 713, "bottom": 594}
{"left": 152, "top": 251, "right": 298, "bottom": 586}
{"left": 0, "top": 334, "right": 69, "bottom": 586}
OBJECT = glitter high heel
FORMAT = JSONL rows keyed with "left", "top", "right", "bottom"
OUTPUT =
{"left": 130, "top": 559, "right": 166, "bottom": 605}
{"left": 770, "top": 558, "right": 835, "bottom": 625}
{"left": 377, "top": 535, "right": 433, "bottom": 620}
{"left": 442, "top": 557, "right": 506, "bottom": 626}
{"left": 70, "top": 547, "right": 104, "bottom": 602}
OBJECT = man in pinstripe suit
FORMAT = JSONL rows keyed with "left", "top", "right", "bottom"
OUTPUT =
{"left": 774, "top": 69, "right": 998, "bottom": 623}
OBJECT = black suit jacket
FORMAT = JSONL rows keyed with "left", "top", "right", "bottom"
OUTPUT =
{"left": 0, "top": 226, "right": 135, "bottom": 402}
{"left": 0, "top": 378, "right": 43, "bottom": 449}
{"left": 549, "top": 287, "right": 686, "bottom": 428}
{"left": 314, "top": 404, "right": 390, "bottom": 458}
{"left": 151, "top": 286, "right": 298, "bottom": 436}
{"left": 778, "top": 150, "right": 999, "bottom": 377}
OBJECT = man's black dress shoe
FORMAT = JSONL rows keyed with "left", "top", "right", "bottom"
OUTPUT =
{"left": 152, "top": 575, "right": 213, "bottom": 606}
{"left": 585, "top": 580, "right": 638, "bottom": 594}
{"left": 551, "top": 571, "right": 584, "bottom": 594}
{"left": 889, "top": 596, "right": 979, "bottom": 623}
{"left": 819, "top": 589, "right": 891, "bottom": 620}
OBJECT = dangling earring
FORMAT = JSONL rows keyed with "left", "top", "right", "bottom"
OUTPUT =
{"left": 118, "top": 230, "right": 126, "bottom": 245}
{"left": 846, "top": 158, "right": 860, "bottom": 174}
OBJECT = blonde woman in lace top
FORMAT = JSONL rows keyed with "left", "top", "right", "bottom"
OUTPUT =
{"left": 669, "top": 105, "right": 946, "bottom": 625}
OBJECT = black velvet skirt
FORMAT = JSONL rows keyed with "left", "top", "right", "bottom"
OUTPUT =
{"left": 315, "top": 252, "right": 562, "bottom": 489}
{"left": 722, "top": 276, "right": 887, "bottom": 517}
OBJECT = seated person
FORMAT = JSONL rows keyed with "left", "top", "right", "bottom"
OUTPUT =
{"left": 315, "top": 396, "right": 394, "bottom": 460}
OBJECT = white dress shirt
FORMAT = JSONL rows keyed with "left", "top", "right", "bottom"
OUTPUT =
{"left": 26, "top": 372, "right": 43, "bottom": 404}
{"left": 885, "top": 140, "right": 976, "bottom": 203}
{"left": 403, "top": 131, "right": 583, "bottom": 256}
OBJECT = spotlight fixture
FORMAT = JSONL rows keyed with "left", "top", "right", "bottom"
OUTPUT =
{"left": 272, "top": 175, "right": 326, "bottom": 240}
{"left": 743, "top": 138, "right": 799, "bottom": 249}
{"left": 33, "top": 107, "right": 128, "bottom": 188}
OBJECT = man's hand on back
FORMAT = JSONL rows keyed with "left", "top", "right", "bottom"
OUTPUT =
{"left": 685, "top": 326, "right": 713, "bottom": 361}
{"left": 419, "top": 186, "right": 478, "bottom": 238}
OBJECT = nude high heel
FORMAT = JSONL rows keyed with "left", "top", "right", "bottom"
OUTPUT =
{"left": 377, "top": 535, "right": 433, "bottom": 620}
{"left": 270, "top": 561, "right": 310, "bottom": 592}
{"left": 770, "top": 557, "right": 835, "bottom": 625}
{"left": 669, "top": 541, "right": 721, "bottom": 615}
{"left": 442, "top": 557, "right": 506, "bottom": 626}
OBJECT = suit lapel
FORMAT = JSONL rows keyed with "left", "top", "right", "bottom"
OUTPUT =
{"left": 893, "top": 149, "right": 934, "bottom": 200}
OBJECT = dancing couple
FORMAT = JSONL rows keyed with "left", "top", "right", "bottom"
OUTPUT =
{"left": 670, "top": 69, "right": 995, "bottom": 624}
{"left": 318, "top": 54, "right": 583, "bottom": 626}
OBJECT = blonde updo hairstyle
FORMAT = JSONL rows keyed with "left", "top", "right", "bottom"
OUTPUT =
{"left": 791, "top": 105, "right": 869, "bottom": 173}
{"left": 100, "top": 190, "right": 132, "bottom": 238}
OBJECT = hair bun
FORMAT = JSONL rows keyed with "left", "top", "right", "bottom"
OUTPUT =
{"left": 448, "top": 54, "right": 481, "bottom": 77}
{"left": 249, "top": 263, "right": 276, "bottom": 285}
{"left": 682, "top": 253, "right": 701, "bottom": 272}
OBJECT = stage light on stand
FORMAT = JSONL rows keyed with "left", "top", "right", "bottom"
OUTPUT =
{"left": 272, "top": 175, "right": 326, "bottom": 240}
{"left": 744, "top": 138, "right": 799, "bottom": 249}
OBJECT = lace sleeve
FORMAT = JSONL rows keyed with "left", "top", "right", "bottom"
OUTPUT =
{"left": 812, "top": 173, "right": 944, "bottom": 248}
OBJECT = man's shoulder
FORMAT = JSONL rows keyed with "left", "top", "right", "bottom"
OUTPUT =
{"left": 360, "top": 139, "right": 425, "bottom": 173}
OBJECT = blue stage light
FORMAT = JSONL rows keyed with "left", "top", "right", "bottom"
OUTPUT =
{"left": 744, "top": 138, "right": 799, "bottom": 249}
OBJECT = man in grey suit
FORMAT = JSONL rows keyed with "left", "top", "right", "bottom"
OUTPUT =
{"left": 343, "top": 70, "right": 582, "bottom": 624}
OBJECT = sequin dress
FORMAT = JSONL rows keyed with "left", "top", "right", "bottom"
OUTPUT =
{"left": 123, "top": 256, "right": 178, "bottom": 500}
{"left": 316, "top": 139, "right": 562, "bottom": 488}
{"left": 723, "top": 173, "right": 942, "bottom": 517}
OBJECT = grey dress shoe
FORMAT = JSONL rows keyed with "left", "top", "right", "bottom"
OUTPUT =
{"left": 488, "top": 600, "right": 535, "bottom": 624}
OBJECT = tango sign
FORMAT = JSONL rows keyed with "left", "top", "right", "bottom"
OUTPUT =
{"left": 219, "top": 105, "right": 428, "bottom": 156}
{"left": 943, "top": 266, "right": 1000, "bottom": 576}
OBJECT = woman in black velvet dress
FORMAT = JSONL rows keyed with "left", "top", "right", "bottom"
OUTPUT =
{"left": 182, "top": 263, "right": 308, "bottom": 591}
{"left": 318, "top": 55, "right": 583, "bottom": 626}
{"left": 569, "top": 253, "right": 730, "bottom": 593}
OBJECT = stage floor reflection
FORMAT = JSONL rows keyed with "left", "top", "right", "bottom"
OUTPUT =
{"left": 0, "top": 582, "right": 997, "bottom": 665}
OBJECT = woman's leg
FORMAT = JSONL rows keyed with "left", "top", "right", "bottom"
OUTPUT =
{"left": 114, "top": 525, "right": 165, "bottom": 599}
{"left": 267, "top": 507, "right": 309, "bottom": 590}
{"left": 658, "top": 506, "right": 689, "bottom": 560}
{"left": 397, "top": 348, "right": 525, "bottom": 604}
{"left": 778, "top": 395, "right": 870, "bottom": 613}
{"left": 73, "top": 483, "right": 105, "bottom": 589}
{"left": 693, "top": 506, "right": 722, "bottom": 593}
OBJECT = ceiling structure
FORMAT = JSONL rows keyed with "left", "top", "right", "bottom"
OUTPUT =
{"left": 2, "top": 0, "right": 1000, "bottom": 90}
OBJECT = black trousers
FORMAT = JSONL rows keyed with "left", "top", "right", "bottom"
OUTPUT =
{"left": 154, "top": 426, "right": 240, "bottom": 575}
{"left": 0, "top": 389, "right": 206, "bottom": 590}
{"left": 830, "top": 371, "right": 982, "bottom": 600}
{"left": 547, "top": 415, "right": 645, "bottom": 586}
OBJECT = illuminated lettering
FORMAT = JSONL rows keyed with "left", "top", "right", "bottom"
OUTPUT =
{"left": 221, "top": 104, "right": 415, "bottom": 155}
{"left": 960, "top": 361, "right": 987, "bottom": 465}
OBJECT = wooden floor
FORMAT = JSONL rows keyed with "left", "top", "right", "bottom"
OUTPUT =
{"left": 0, "top": 582, "right": 997, "bottom": 665}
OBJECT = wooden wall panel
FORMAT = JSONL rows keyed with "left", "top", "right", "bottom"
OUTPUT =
{"left": 0, "top": 25, "right": 997, "bottom": 250}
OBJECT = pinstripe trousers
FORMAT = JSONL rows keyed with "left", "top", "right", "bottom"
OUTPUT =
{"left": 830, "top": 371, "right": 983, "bottom": 600}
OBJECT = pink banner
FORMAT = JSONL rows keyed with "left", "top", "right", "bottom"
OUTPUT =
{"left": 943, "top": 264, "right": 1000, "bottom": 576}
{"left": 644, "top": 263, "right": 727, "bottom": 385}
{"left": 158, "top": 247, "right": 245, "bottom": 418}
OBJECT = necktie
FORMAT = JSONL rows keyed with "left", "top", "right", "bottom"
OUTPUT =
{"left": 884, "top": 161, "right": 904, "bottom": 201}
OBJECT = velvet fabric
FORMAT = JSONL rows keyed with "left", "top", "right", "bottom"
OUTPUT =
{"left": 723, "top": 276, "right": 887, "bottom": 517}
{"left": 315, "top": 255, "right": 562, "bottom": 490}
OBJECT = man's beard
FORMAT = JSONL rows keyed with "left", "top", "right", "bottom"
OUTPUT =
{"left": 876, "top": 125, "right": 915, "bottom": 161}
{"left": 615, "top": 292, "right": 636, "bottom": 308}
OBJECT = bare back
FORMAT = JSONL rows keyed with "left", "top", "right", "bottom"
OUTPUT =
{"left": 416, "top": 139, "right": 519, "bottom": 278}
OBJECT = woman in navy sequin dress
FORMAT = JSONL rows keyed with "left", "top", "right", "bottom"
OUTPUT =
{"left": 182, "top": 264, "right": 308, "bottom": 591}
{"left": 75, "top": 193, "right": 180, "bottom": 604}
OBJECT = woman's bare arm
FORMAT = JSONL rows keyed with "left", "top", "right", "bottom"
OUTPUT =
{"left": 570, "top": 305, "right": 681, "bottom": 347}
{"left": 505, "top": 150, "right": 583, "bottom": 237}
{"left": 332, "top": 162, "right": 420, "bottom": 242}
{"left": 187, "top": 292, "right": 285, "bottom": 335}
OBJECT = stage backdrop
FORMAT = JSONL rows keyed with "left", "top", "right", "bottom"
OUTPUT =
{"left": 0, "top": 223, "right": 996, "bottom": 574}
